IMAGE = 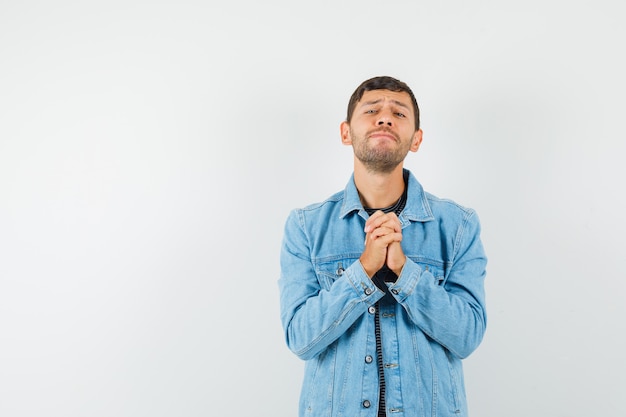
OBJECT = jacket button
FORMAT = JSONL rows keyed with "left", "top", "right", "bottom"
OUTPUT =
{"left": 365, "top": 355, "right": 373, "bottom": 364}
{"left": 364, "top": 287, "right": 373, "bottom": 295}
{"left": 362, "top": 400, "right": 371, "bottom": 408}
{"left": 368, "top": 306, "right": 376, "bottom": 314}
{"left": 391, "top": 288, "right": 399, "bottom": 295}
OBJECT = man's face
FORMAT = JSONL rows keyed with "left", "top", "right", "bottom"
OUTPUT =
{"left": 341, "top": 89, "right": 422, "bottom": 173}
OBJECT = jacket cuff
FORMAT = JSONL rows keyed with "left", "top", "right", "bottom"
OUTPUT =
{"left": 344, "top": 260, "right": 385, "bottom": 304}
{"left": 388, "top": 258, "right": 422, "bottom": 303}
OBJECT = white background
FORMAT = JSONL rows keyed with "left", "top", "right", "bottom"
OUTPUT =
{"left": 1, "top": 1, "right": 625, "bottom": 416}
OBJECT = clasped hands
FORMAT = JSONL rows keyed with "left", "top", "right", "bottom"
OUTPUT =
{"left": 359, "top": 210, "right": 405, "bottom": 278}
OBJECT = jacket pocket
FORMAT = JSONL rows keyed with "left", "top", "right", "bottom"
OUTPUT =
{"left": 314, "top": 258, "right": 358, "bottom": 291}
{"left": 444, "top": 348, "right": 467, "bottom": 414}
{"left": 302, "top": 344, "right": 337, "bottom": 416}
{"left": 410, "top": 259, "right": 445, "bottom": 286}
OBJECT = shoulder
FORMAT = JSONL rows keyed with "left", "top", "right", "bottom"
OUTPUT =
{"left": 423, "top": 191, "right": 481, "bottom": 232}
{"left": 425, "top": 191, "right": 475, "bottom": 216}
{"left": 285, "top": 189, "right": 345, "bottom": 227}
{"left": 404, "top": 170, "right": 475, "bottom": 223}
{"left": 299, "top": 189, "right": 344, "bottom": 212}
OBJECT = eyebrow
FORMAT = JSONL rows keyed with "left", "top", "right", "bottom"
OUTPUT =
{"left": 361, "top": 98, "right": 411, "bottom": 110}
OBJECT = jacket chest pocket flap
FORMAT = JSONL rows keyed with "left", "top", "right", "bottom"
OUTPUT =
{"left": 314, "top": 258, "right": 358, "bottom": 291}
{"left": 414, "top": 260, "right": 446, "bottom": 286}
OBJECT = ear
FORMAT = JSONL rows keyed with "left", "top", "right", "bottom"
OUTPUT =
{"left": 409, "top": 129, "right": 423, "bottom": 152}
{"left": 340, "top": 121, "right": 352, "bottom": 145}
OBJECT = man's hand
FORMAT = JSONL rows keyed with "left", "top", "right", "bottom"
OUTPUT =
{"left": 386, "top": 241, "right": 406, "bottom": 276}
{"left": 360, "top": 211, "right": 404, "bottom": 277}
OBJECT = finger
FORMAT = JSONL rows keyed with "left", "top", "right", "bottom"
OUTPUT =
{"left": 379, "top": 217, "right": 402, "bottom": 233}
{"left": 368, "top": 233, "right": 403, "bottom": 249}
{"left": 364, "top": 210, "right": 385, "bottom": 233}
{"left": 364, "top": 210, "right": 399, "bottom": 232}
{"left": 366, "top": 213, "right": 402, "bottom": 233}
{"left": 381, "top": 231, "right": 403, "bottom": 243}
{"left": 366, "top": 227, "right": 401, "bottom": 244}
{"left": 382, "top": 212, "right": 401, "bottom": 230}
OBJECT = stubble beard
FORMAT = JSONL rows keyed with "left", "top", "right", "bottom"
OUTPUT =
{"left": 351, "top": 128, "right": 409, "bottom": 174}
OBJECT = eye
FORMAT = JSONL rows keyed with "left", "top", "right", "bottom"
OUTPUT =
{"left": 395, "top": 112, "right": 406, "bottom": 118}
{"left": 365, "top": 109, "right": 377, "bottom": 114}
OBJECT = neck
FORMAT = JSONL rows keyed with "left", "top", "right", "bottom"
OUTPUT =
{"left": 353, "top": 160, "right": 406, "bottom": 209}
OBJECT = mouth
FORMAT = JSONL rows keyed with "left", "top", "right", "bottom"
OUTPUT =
{"left": 368, "top": 129, "right": 399, "bottom": 142}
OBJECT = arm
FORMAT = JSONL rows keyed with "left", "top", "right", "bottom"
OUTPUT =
{"left": 278, "top": 209, "right": 383, "bottom": 361}
{"left": 389, "top": 210, "right": 487, "bottom": 359}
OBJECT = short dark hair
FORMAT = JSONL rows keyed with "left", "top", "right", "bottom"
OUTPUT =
{"left": 346, "top": 76, "right": 420, "bottom": 130}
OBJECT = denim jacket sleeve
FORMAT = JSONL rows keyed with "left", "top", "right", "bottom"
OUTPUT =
{"left": 279, "top": 209, "right": 383, "bottom": 361}
{"left": 390, "top": 209, "right": 487, "bottom": 359}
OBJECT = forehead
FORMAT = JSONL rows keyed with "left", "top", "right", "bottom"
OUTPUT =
{"left": 358, "top": 89, "right": 413, "bottom": 108}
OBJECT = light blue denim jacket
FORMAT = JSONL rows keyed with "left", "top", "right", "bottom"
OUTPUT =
{"left": 279, "top": 169, "right": 487, "bottom": 417}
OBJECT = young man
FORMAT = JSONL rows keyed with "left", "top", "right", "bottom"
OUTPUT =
{"left": 279, "top": 76, "right": 487, "bottom": 417}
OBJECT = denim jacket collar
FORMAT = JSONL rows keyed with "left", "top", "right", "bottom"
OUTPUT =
{"left": 340, "top": 168, "right": 435, "bottom": 223}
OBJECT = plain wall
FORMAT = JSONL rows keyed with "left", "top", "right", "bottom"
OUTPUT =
{"left": 1, "top": 1, "right": 624, "bottom": 415}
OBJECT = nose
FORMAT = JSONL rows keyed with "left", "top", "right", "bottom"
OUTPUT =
{"left": 377, "top": 110, "right": 393, "bottom": 126}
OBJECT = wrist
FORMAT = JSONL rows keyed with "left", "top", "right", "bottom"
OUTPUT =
{"left": 388, "top": 256, "right": 406, "bottom": 277}
{"left": 359, "top": 257, "right": 378, "bottom": 278}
